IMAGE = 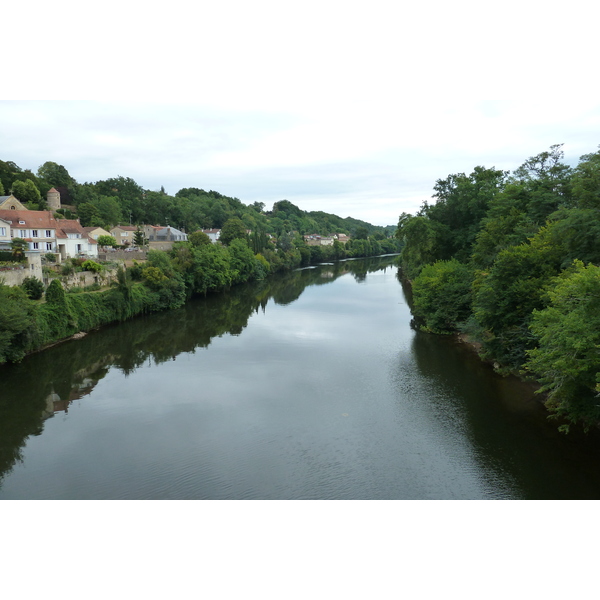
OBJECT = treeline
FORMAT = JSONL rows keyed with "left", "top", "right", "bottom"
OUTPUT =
{"left": 396, "top": 144, "right": 600, "bottom": 431}
{"left": 0, "top": 160, "right": 396, "bottom": 237}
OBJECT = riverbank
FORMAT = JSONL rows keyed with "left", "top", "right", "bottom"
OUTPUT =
{"left": 1, "top": 248, "right": 401, "bottom": 365}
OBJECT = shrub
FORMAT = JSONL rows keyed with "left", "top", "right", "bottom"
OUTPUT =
{"left": 81, "top": 260, "right": 103, "bottom": 273}
{"left": 21, "top": 277, "right": 44, "bottom": 300}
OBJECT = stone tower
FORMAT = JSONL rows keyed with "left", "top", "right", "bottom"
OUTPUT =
{"left": 47, "top": 188, "right": 61, "bottom": 210}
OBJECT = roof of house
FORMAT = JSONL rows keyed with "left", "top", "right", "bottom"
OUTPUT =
{"left": 155, "top": 226, "right": 186, "bottom": 236}
{"left": 56, "top": 219, "right": 97, "bottom": 243}
{"left": 0, "top": 209, "right": 58, "bottom": 229}
{"left": 111, "top": 225, "right": 137, "bottom": 232}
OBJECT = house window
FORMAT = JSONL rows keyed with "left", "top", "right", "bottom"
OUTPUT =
{"left": 46, "top": 242, "right": 53, "bottom": 250}
{"left": 32, "top": 230, "right": 38, "bottom": 237}
{"left": 33, "top": 242, "right": 39, "bottom": 249}
{"left": 0, "top": 227, "right": 5, "bottom": 236}
{"left": 46, "top": 230, "right": 51, "bottom": 237}
{"left": 20, "top": 229, "right": 27, "bottom": 236}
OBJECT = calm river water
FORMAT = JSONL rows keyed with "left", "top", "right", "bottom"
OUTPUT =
{"left": 2, "top": 255, "right": 600, "bottom": 499}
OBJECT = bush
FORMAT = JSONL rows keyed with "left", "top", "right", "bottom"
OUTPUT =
{"left": 412, "top": 259, "right": 473, "bottom": 333}
{"left": 44, "top": 253, "right": 57, "bottom": 263}
{"left": 81, "top": 260, "right": 103, "bottom": 273}
{"left": 21, "top": 277, "right": 44, "bottom": 300}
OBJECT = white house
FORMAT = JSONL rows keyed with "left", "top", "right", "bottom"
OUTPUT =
{"left": 201, "top": 229, "right": 221, "bottom": 243}
{"left": 56, "top": 219, "right": 98, "bottom": 260}
{"left": 0, "top": 209, "right": 59, "bottom": 254}
{"left": 0, "top": 209, "right": 98, "bottom": 260}
{"left": 0, "top": 217, "right": 12, "bottom": 251}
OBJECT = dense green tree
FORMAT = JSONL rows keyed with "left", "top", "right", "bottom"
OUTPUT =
{"left": 37, "top": 161, "right": 75, "bottom": 188}
{"left": 510, "top": 144, "right": 573, "bottom": 223}
{"left": 412, "top": 260, "right": 473, "bottom": 333}
{"left": 526, "top": 261, "right": 600, "bottom": 431}
{"left": 191, "top": 243, "right": 233, "bottom": 295}
{"left": 571, "top": 147, "right": 600, "bottom": 209}
{"left": 94, "top": 176, "right": 144, "bottom": 221}
{"left": 425, "top": 166, "right": 507, "bottom": 262}
{"left": 472, "top": 225, "right": 564, "bottom": 368}
{"left": 227, "top": 238, "right": 258, "bottom": 284}
{"left": 396, "top": 215, "right": 441, "bottom": 279}
{"left": 91, "top": 195, "right": 123, "bottom": 227}
{"left": 97, "top": 235, "right": 117, "bottom": 249}
{"left": 0, "top": 160, "right": 22, "bottom": 193}
{"left": 20, "top": 277, "right": 44, "bottom": 300}
{"left": 0, "top": 284, "right": 36, "bottom": 363}
{"left": 77, "top": 202, "right": 102, "bottom": 227}
{"left": 546, "top": 208, "right": 600, "bottom": 268}
{"left": 188, "top": 230, "right": 211, "bottom": 247}
{"left": 353, "top": 226, "right": 369, "bottom": 240}
{"left": 11, "top": 179, "right": 41, "bottom": 204}
{"left": 220, "top": 218, "right": 248, "bottom": 246}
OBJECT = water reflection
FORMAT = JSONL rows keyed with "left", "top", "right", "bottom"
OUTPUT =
{"left": 408, "top": 330, "right": 600, "bottom": 499}
{"left": 0, "top": 256, "right": 397, "bottom": 487}
{"left": 4, "top": 254, "right": 600, "bottom": 499}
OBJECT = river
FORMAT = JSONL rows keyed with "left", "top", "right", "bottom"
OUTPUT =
{"left": 2, "top": 255, "right": 600, "bottom": 499}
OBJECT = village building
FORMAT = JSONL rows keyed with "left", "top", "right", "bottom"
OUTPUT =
{"left": 110, "top": 225, "right": 138, "bottom": 246}
{"left": 0, "top": 217, "right": 12, "bottom": 251}
{"left": 0, "top": 209, "right": 59, "bottom": 254}
{"left": 55, "top": 219, "right": 98, "bottom": 260}
{"left": 139, "top": 224, "right": 188, "bottom": 250}
{"left": 83, "top": 226, "right": 112, "bottom": 241}
{"left": 0, "top": 195, "right": 28, "bottom": 211}
{"left": 202, "top": 229, "right": 221, "bottom": 243}
{"left": 0, "top": 209, "right": 98, "bottom": 260}
{"left": 47, "top": 188, "right": 61, "bottom": 210}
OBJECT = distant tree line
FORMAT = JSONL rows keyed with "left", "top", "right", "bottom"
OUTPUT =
{"left": 0, "top": 159, "right": 397, "bottom": 240}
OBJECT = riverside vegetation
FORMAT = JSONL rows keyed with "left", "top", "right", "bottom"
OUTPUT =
{"left": 397, "top": 144, "right": 600, "bottom": 431}
{"left": 0, "top": 157, "right": 400, "bottom": 365}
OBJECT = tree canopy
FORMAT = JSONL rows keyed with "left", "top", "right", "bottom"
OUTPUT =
{"left": 397, "top": 144, "right": 600, "bottom": 430}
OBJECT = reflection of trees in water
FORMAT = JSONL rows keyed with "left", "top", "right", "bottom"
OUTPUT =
{"left": 407, "top": 331, "right": 600, "bottom": 499}
{"left": 0, "top": 256, "right": 399, "bottom": 485}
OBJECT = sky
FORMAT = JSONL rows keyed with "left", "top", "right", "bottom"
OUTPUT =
{"left": 3, "top": 0, "right": 599, "bottom": 226}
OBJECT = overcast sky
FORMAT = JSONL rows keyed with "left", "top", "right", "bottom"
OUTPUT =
{"left": 3, "top": 0, "right": 598, "bottom": 226}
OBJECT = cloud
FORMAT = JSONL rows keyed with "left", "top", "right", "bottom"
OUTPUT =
{"left": 2, "top": 1, "right": 599, "bottom": 226}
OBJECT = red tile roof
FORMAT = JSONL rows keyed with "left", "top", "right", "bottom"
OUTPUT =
{"left": 0, "top": 209, "right": 58, "bottom": 230}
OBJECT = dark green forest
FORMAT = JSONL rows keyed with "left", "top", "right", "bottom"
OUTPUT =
{"left": 397, "top": 144, "right": 600, "bottom": 431}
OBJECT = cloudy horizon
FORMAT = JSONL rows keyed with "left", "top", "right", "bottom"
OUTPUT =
{"left": 3, "top": 1, "right": 598, "bottom": 226}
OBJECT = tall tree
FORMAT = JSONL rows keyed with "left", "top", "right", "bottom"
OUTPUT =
{"left": 220, "top": 218, "right": 247, "bottom": 246}
{"left": 36, "top": 161, "right": 75, "bottom": 188}
{"left": 526, "top": 261, "right": 600, "bottom": 431}
{"left": 11, "top": 179, "right": 41, "bottom": 204}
